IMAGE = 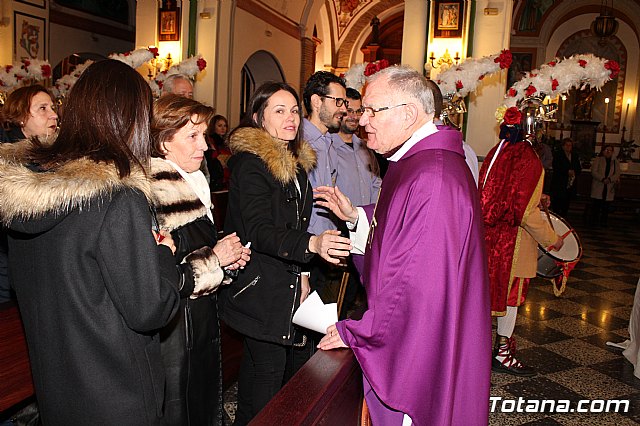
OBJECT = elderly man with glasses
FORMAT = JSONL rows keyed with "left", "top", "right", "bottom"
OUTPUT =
{"left": 315, "top": 65, "right": 491, "bottom": 425}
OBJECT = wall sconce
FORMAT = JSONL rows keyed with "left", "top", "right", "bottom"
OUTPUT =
{"left": 429, "top": 49, "right": 460, "bottom": 69}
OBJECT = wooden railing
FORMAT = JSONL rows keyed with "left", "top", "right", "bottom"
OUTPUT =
{"left": 0, "top": 301, "right": 34, "bottom": 412}
{"left": 250, "top": 346, "right": 364, "bottom": 426}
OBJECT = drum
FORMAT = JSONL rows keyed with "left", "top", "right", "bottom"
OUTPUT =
{"left": 536, "top": 211, "right": 582, "bottom": 278}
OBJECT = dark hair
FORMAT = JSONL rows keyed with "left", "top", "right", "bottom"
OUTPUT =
{"left": 345, "top": 87, "right": 361, "bottom": 101}
{"left": 425, "top": 79, "right": 443, "bottom": 118}
{"left": 232, "top": 81, "right": 304, "bottom": 157}
{"left": 302, "top": 71, "right": 346, "bottom": 116}
{"left": 208, "top": 114, "right": 228, "bottom": 135}
{"left": 151, "top": 94, "right": 215, "bottom": 157}
{"left": 1, "top": 84, "right": 52, "bottom": 128}
{"left": 28, "top": 59, "right": 153, "bottom": 178}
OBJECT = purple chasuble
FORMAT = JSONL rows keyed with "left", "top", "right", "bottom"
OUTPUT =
{"left": 336, "top": 128, "right": 492, "bottom": 425}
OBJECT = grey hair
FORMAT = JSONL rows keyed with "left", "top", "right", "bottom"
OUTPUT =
{"left": 367, "top": 65, "right": 435, "bottom": 115}
{"left": 161, "top": 73, "right": 192, "bottom": 95}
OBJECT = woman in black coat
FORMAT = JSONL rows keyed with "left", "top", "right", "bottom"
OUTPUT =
{"left": 149, "top": 95, "right": 250, "bottom": 425}
{"left": 0, "top": 60, "right": 183, "bottom": 425}
{"left": 220, "top": 82, "right": 352, "bottom": 424}
{"left": 551, "top": 138, "right": 582, "bottom": 216}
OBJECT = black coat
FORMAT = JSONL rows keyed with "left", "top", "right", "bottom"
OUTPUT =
{"left": 220, "top": 128, "right": 316, "bottom": 345}
{"left": 551, "top": 149, "right": 582, "bottom": 196}
{"left": 149, "top": 158, "right": 227, "bottom": 426}
{"left": 0, "top": 141, "right": 181, "bottom": 425}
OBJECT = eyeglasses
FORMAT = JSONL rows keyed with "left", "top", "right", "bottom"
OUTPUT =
{"left": 346, "top": 108, "right": 364, "bottom": 116}
{"left": 361, "top": 103, "right": 408, "bottom": 117}
{"left": 322, "top": 95, "right": 349, "bottom": 108}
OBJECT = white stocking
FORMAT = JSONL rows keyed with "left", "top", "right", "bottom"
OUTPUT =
{"left": 497, "top": 306, "right": 518, "bottom": 338}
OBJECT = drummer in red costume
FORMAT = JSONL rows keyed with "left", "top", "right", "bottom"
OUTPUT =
{"left": 479, "top": 106, "right": 564, "bottom": 376}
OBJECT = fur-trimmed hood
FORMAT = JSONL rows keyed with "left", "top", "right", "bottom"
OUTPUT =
{"left": 148, "top": 157, "right": 209, "bottom": 230}
{"left": 0, "top": 140, "right": 151, "bottom": 230}
{"left": 228, "top": 128, "right": 316, "bottom": 184}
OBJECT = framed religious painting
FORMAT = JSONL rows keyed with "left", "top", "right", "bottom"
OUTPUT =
{"left": 14, "top": 11, "right": 46, "bottom": 61}
{"left": 434, "top": 0, "right": 464, "bottom": 38}
{"left": 506, "top": 50, "right": 537, "bottom": 91}
{"left": 16, "top": 0, "right": 46, "bottom": 8}
{"left": 158, "top": 9, "right": 180, "bottom": 41}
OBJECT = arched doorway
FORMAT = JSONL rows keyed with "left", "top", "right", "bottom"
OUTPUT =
{"left": 240, "top": 51, "right": 285, "bottom": 119}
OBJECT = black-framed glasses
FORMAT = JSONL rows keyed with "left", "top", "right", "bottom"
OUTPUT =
{"left": 322, "top": 95, "right": 349, "bottom": 108}
{"left": 346, "top": 107, "right": 364, "bottom": 116}
{"left": 362, "top": 103, "right": 408, "bottom": 117}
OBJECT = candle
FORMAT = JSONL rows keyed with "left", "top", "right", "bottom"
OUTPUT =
{"left": 624, "top": 98, "right": 631, "bottom": 129}
{"left": 604, "top": 97, "right": 610, "bottom": 128}
{"left": 560, "top": 95, "right": 566, "bottom": 125}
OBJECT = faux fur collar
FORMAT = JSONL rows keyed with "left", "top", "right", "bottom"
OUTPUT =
{"left": 0, "top": 140, "right": 150, "bottom": 226}
{"left": 228, "top": 128, "right": 316, "bottom": 184}
{"left": 148, "top": 157, "right": 209, "bottom": 230}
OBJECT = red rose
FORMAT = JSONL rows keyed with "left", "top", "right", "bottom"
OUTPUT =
{"left": 529, "top": 73, "right": 537, "bottom": 77}
{"left": 478, "top": 74, "right": 485, "bottom": 80}
{"left": 525, "top": 84, "right": 537, "bottom": 96}
{"left": 41, "top": 64, "right": 51, "bottom": 78}
{"left": 503, "top": 107, "right": 522, "bottom": 125}
{"left": 455, "top": 80, "right": 463, "bottom": 90}
{"left": 508, "top": 88, "right": 517, "bottom": 97}
{"left": 158, "top": 81, "right": 164, "bottom": 89}
{"left": 548, "top": 61, "right": 557, "bottom": 67}
{"left": 551, "top": 78, "right": 559, "bottom": 91}
{"left": 149, "top": 47, "right": 159, "bottom": 58}
{"left": 123, "top": 52, "right": 131, "bottom": 56}
{"left": 197, "top": 58, "right": 207, "bottom": 71}
{"left": 22, "top": 59, "right": 30, "bottom": 67}
{"left": 605, "top": 60, "right": 620, "bottom": 79}
{"left": 364, "top": 62, "right": 377, "bottom": 76}
{"left": 378, "top": 59, "right": 389, "bottom": 70}
{"left": 578, "top": 59, "right": 587, "bottom": 67}
{"left": 5, "top": 65, "right": 13, "bottom": 73}
{"left": 494, "top": 49, "right": 512, "bottom": 69}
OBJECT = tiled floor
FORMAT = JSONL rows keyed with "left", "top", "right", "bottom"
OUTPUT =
{"left": 489, "top": 205, "right": 640, "bottom": 425}
{"left": 224, "top": 204, "right": 640, "bottom": 425}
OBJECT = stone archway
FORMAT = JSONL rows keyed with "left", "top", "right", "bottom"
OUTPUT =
{"left": 239, "top": 50, "right": 285, "bottom": 119}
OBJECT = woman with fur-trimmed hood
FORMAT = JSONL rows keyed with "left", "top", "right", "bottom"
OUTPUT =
{"left": 0, "top": 61, "right": 183, "bottom": 425}
{"left": 219, "top": 82, "right": 352, "bottom": 424}
{"left": 149, "top": 95, "right": 250, "bottom": 426}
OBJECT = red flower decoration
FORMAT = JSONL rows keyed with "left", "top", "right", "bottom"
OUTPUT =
{"left": 503, "top": 107, "right": 522, "bottom": 125}
{"left": 364, "top": 62, "right": 378, "bottom": 77}
{"left": 478, "top": 74, "right": 485, "bottom": 80}
{"left": 548, "top": 61, "right": 557, "bottom": 67}
{"left": 508, "top": 88, "right": 517, "bottom": 97}
{"left": 377, "top": 59, "right": 390, "bottom": 71}
{"left": 529, "top": 73, "right": 538, "bottom": 77}
{"left": 455, "top": 80, "right": 464, "bottom": 90}
{"left": 149, "top": 47, "right": 159, "bottom": 58}
{"left": 525, "top": 84, "right": 537, "bottom": 96}
{"left": 197, "top": 58, "right": 207, "bottom": 71}
{"left": 22, "top": 59, "right": 30, "bottom": 67}
{"left": 604, "top": 60, "right": 620, "bottom": 79}
{"left": 494, "top": 49, "right": 512, "bottom": 69}
{"left": 41, "top": 64, "right": 51, "bottom": 78}
{"left": 158, "top": 81, "right": 164, "bottom": 89}
{"left": 578, "top": 59, "right": 587, "bottom": 68}
{"left": 123, "top": 52, "right": 131, "bottom": 57}
{"left": 551, "top": 78, "right": 559, "bottom": 91}
{"left": 5, "top": 65, "right": 13, "bottom": 73}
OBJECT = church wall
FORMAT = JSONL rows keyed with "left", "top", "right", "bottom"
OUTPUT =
{"left": 466, "top": 0, "right": 513, "bottom": 157}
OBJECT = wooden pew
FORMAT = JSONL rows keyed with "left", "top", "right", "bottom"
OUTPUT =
{"left": 250, "top": 347, "right": 364, "bottom": 425}
{"left": 0, "top": 301, "right": 34, "bottom": 413}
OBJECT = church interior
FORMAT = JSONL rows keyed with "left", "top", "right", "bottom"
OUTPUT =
{"left": 1, "top": 0, "right": 640, "bottom": 424}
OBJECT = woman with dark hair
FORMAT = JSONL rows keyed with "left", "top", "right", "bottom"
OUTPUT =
{"left": 205, "top": 114, "right": 231, "bottom": 190}
{"left": 219, "top": 81, "right": 352, "bottom": 424}
{"left": 0, "top": 84, "right": 58, "bottom": 143}
{"left": 590, "top": 144, "right": 621, "bottom": 227}
{"left": 0, "top": 60, "right": 184, "bottom": 425}
{"left": 149, "top": 94, "right": 250, "bottom": 425}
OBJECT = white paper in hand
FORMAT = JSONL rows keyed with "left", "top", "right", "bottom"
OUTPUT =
{"left": 292, "top": 291, "right": 338, "bottom": 334}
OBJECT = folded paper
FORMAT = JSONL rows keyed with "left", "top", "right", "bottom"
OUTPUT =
{"left": 292, "top": 291, "right": 338, "bottom": 334}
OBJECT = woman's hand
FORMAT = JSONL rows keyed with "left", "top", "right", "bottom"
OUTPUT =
{"left": 212, "top": 232, "right": 245, "bottom": 267}
{"left": 317, "top": 324, "right": 347, "bottom": 350}
{"left": 308, "top": 230, "right": 352, "bottom": 265}
{"left": 225, "top": 244, "right": 252, "bottom": 271}
{"left": 314, "top": 186, "right": 358, "bottom": 224}
{"left": 153, "top": 229, "right": 176, "bottom": 254}
{"left": 300, "top": 274, "right": 311, "bottom": 304}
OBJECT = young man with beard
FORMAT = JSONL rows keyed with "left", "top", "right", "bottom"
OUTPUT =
{"left": 302, "top": 71, "right": 349, "bottom": 301}
{"left": 330, "top": 88, "right": 381, "bottom": 316}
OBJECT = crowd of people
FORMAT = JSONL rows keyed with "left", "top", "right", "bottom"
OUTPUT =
{"left": 0, "top": 59, "right": 631, "bottom": 426}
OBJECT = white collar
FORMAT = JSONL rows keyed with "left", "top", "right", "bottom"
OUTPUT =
{"left": 388, "top": 121, "right": 438, "bottom": 162}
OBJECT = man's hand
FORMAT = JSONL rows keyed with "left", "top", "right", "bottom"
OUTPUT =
{"left": 317, "top": 324, "right": 347, "bottom": 350}
{"left": 314, "top": 185, "right": 359, "bottom": 224}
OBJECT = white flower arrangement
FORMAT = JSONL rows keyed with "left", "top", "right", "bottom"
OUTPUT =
{"left": 344, "top": 63, "right": 367, "bottom": 92}
{"left": 435, "top": 50, "right": 512, "bottom": 98}
{"left": 0, "top": 59, "right": 52, "bottom": 94}
{"left": 51, "top": 60, "right": 94, "bottom": 99}
{"left": 152, "top": 54, "right": 207, "bottom": 97}
{"left": 500, "top": 53, "right": 619, "bottom": 109}
{"left": 109, "top": 48, "right": 157, "bottom": 69}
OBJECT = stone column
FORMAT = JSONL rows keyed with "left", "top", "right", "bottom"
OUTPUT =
{"left": 401, "top": 0, "right": 428, "bottom": 72}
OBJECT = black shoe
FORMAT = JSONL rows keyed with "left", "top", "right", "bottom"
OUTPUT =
{"left": 492, "top": 335, "right": 537, "bottom": 377}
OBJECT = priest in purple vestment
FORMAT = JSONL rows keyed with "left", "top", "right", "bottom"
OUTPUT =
{"left": 315, "top": 66, "right": 491, "bottom": 425}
